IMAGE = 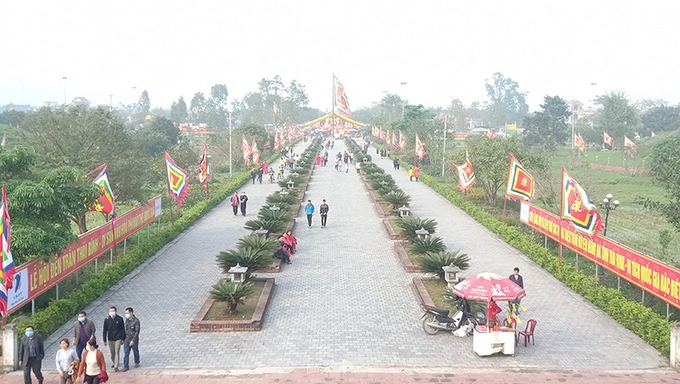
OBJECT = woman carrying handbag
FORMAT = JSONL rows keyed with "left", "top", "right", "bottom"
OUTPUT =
{"left": 77, "top": 339, "right": 108, "bottom": 383}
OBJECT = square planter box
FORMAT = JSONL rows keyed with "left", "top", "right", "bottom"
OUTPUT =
{"left": 190, "top": 278, "right": 275, "bottom": 332}
{"left": 394, "top": 241, "right": 422, "bottom": 273}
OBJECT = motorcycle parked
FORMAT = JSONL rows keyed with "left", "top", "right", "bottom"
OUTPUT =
{"left": 421, "top": 297, "right": 478, "bottom": 335}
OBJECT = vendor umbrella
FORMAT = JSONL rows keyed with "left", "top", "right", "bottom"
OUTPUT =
{"left": 452, "top": 272, "right": 525, "bottom": 302}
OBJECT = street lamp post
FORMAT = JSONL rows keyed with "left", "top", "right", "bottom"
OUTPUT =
{"left": 228, "top": 110, "right": 233, "bottom": 177}
{"left": 599, "top": 193, "right": 620, "bottom": 278}
{"left": 441, "top": 115, "right": 448, "bottom": 177}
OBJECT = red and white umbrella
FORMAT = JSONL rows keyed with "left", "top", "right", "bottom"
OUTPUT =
{"left": 452, "top": 272, "right": 526, "bottom": 301}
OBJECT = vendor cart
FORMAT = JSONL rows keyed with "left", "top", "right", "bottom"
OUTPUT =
{"left": 452, "top": 272, "right": 526, "bottom": 357}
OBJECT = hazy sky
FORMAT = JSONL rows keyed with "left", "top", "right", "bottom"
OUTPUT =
{"left": 2, "top": 0, "right": 679, "bottom": 113}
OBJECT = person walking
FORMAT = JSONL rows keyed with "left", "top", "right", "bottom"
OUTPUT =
{"left": 102, "top": 306, "right": 125, "bottom": 372}
{"left": 73, "top": 311, "right": 96, "bottom": 359}
{"left": 509, "top": 267, "right": 524, "bottom": 315}
{"left": 55, "top": 338, "right": 78, "bottom": 384}
{"left": 250, "top": 169, "right": 257, "bottom": 184}
{"left": 19, "top": 326, "right": 45, "bottom": 384}
{"left": 122, "top": 307, "right": 140, "bottom": 372}
{"left": 408, "top": 168, "right": 414, "bottom": 181}
{"left": 257, "top": 168, "right": 264, "bottom": 184}
{"left": 319, "top": 199, "right": 329, "bottom": 228}
{"left": 77, "top": 339, "right": 106, "bottom": 384}
{"left": 230, "top": 192, "right": 239, "bottom": 216}
{"left": 305, "top": 200, "right": 314, "bottom": 227}
{"left": 413, "top": 166, "right": 420, "bottom": 181}
{"left": 240, "top": 192, "right": 249, "bottom": 216}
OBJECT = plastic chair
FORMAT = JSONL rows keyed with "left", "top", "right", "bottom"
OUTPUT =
{"left": 516, "top": 319, "right": 537, "bottom": 347}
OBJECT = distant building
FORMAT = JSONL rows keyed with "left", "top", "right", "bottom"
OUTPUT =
{"left": 71, "top": 97, "right": 91, "bottom": 108}
{"left": 0, "top": 103, "right": 34, "bottom": 113}
{"left": 567, "top": 100, "right": 595, "bottom": 123}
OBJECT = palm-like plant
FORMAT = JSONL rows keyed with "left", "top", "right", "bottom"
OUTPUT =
{"left": 408, "top": 236, "right": 447, "bottom": 255}
{"left": 418, "top": 251, "right": 470, "bottom": 280}
{"left": 210, "top": 281, "right": 254, "bottom": 314}
{"left": 244, "top": 219, "right": 288, "bottom": 235}
{"left": 266, "top": 193, "right": 297, "bottom": 206}
{"left": 216, "top": 247, "right": 272, "bottom": 275}
{"left": 383, "top": 191, "right": 411, "bottom": 209}
{"left": 236, "top": 236, "right": 278, "bottom": 255}
{"left": 396, "top": 217, "right": 438, "bottom": 241}
{"left": 377, "top": 185, "right": 402, "bottom": 198}
{"left": 257, "top": 209, "right": 291, "bottom": 223}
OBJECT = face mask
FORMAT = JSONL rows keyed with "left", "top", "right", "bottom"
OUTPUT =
{"left": 78, "top": 317, "right": 85, "bottom": 322}
{"left": 125, "top": 314, "right": 131, "bottom": 319}
{"left": 25, "top": 331, "right": 33, "bottom": 337}
{"left": 109, "top": 312, "right": 116, "bottom": 317}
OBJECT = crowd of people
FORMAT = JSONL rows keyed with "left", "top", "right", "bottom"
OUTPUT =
{"left": 20, "top": 307, "right": 142, "bottom": 384}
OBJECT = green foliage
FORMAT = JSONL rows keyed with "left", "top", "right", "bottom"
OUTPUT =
{"left": 257, "top": 208, "right": 291, "bottom": 223}
{"left": 396, "top": 217, "right": 437, "bottom": 241}
{"left": 522, "top": 95, "right": 571, "bottom": 147}
{"left": 418, "top": 251, "right": 470, "bottom": 280}
{"left": 594, "top": 91, "right": 640, "bottom": 145}
{"left": 484, "top": 72, "right": 528, "bottom": 127}
{"left": 236, "top": 236, "right": 278, "bottom": 255}
{"left": 216, "top": 248, "right": 272, "bottom": 275}
{"left": 210, "top": 281, "right": 253, "bottom": 314}
{"left": 644, "top": 131, "right": 680, "bottom": 232}
{"left": 641, "top": 105, "right": 680, "bottom": 136}
{"left": 659, "top": 229, "right": 672, "bottom": 255}
{"left": 419, "top": 172, "right": 672, "bottom": 355}
{"left": 408, "top": 236, "right": 446, "bottom": 255}
{"left": 383, "top": 190, "right": 411, "bottom": 209}
{"left": 244, "top": 219, "right": 288, "bottom": 235}
{"left": 139, "top": 116, "right": 180, "bottom": 155}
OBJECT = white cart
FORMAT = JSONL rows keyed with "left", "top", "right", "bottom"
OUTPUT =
{"left": 473, "top": 326, "right": 515, "bottom": 356}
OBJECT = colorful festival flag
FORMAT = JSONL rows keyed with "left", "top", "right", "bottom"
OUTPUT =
{"left": 251, "top": 138, "right": 261, "bottom": 164}
{"left": 242, "top": 134, "right": 252, "bottom": 165}
{"left": 164, "top": 151, "right": 190, "bottom": 207}
{"left": 334, "top": 76, "right": 352, "bottom": 117}
{"left": 561, "top": 167, "right": 603, "bottom": 237}
{"left": 372, "top": 127, "right": 379, "bottom": 137}
{"left": 274, "top": 131, "right": 280, "bottom": 151}
{"left": 272, "top": 102, "right": 280, "bottom": 115}
{"left": 624, "top": 135, "right": 637, "bottom": 158}
{"left": 398, "top": 130, "right": 407, "bottom": 151}
{"left": 0, "top": 185, "right": 15, "bottom": 317}
{"left": 391, "top": 131, "right": 396, "bottom": 148}
{"left": 505, "top": 154, "right": 535, "bottom": 202}
{"left": 455, "top": 147, "right": 476, "bottom": 191}
{"left": 574, "top": 133, "right": 586, "bottom": 152}
{"left": 385, "top": 130, "right": 392, "bottom": 146}
{"left": 89, "top": 166, "right": 116, "bottom": 215}
{"left": 603, "top": 131, "right": 613, "bottom": 147}
{"left": 415, "top": 133, "right": 426, "bottom": 160}
{"left": 279, "top": 129, "right": 286, "bottom": 148}
{"left": 197, "top": 143, "right": 210, "bottom": 185}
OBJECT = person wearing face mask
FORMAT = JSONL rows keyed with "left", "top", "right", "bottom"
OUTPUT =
{"left": 72, "top": 311, "right": 96, "bottom": 359}
{"left": 77, "top": 339, "right": 107, "bottom": 384}
{"left": 102, "top": 306, "right": 125, "bottom": 372}
{"left": 19, "top": 326, "right": 45, "bottom": 384}
{"left": 122, "top": 307, "right": 141, "bottom": 372}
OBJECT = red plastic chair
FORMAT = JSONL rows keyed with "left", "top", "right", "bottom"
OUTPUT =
{"left": 516, "top": 319, "right": 537, "bottom": 347}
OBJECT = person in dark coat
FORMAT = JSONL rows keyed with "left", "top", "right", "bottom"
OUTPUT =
{"left": 239, "top": 192, "right": 249, "bottom": 216}
{"left": 19, "top": 325, "right": 45, "bottom": 384}
{"left": 102, "top": 306, "right": 126, "bottom": 372}
{"left": 509, "top": 267, "right": 524, "bottom": 315}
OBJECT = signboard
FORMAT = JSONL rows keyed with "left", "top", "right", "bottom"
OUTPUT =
{"left": 520, "top": 202, "right": 680, "bottom": 310}
{"left": 8, "top": 196, "right": 162, "bottom": 313}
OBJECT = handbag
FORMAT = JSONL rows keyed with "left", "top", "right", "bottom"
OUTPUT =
{"left": 98, "top": 370, "right": 109, "bottom": 383}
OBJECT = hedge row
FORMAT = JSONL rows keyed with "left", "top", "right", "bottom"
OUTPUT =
{"left": 16, "top": 147, "right": 294, "bottom": 338}
{"left": 370, "top": 140, "right": 671, "bottom": 354}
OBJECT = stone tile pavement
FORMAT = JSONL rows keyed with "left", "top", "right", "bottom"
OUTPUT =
{"left": 368, "top": 142, "right": 668, "bottom": 369}
{"left": 12, "top": 137, "right": 670, "bottom": 379}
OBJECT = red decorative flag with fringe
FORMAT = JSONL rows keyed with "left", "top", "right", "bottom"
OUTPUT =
{"left": 505, "top": 154, "right": 535, "bottom": 202}
{"left": 415, "top": 133, "right": 426, "bottom": 160}
{"left": 561, "top": 167, "right": 603, "bottom": 237}
{"left": 455, "top": 147, "right": 476, "bottom": 191}
{"left": 251, "top": 138, "right": 260, "bottom": 164}
{"left": 574, "top": 133, "right": 586, "bottom": 152}
{"left": 624, "top": 135, "right": 636, "bottom": 158}
{"left": 334, "top": 76, "right": 351, "bottom": 117}
{"left": 88, "top": 165, "right": 116, "bottom": 215}
{"left": 197, "top": 143, "right": 210, "bottom": 185}
{"left": 603, "top": 131, "right": 613, "bottom": 147}
{"left": 164, "top": 151, "right": 190, "bottom": 207}
{"left": 0, "top": 185, "right": 15, "bottom": 318}
{"left": 398, "top": 130, "right": 407, "bottom": 150}
{"left": 242, "top": 134, "right": 251, "bottom": 165}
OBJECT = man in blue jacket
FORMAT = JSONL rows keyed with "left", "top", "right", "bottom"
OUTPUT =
{"left": 305, "top": 200, "right": 314, "bottom": 227}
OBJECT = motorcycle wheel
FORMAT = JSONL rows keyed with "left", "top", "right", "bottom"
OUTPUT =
{"left": 422, "top": 315, "right": 440, "bottom": 335}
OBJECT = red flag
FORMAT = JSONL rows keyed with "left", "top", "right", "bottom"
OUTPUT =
{"left": 197, "top": 143, "right": 210, "bottom": 185}
{"left": 251, "top": 138, "right": 260, "bottom": 164}
{"left": 398, "top": 131, "right": 407, "bottom": 150}
{"left": 164, "top": 151, "right": 190, "bottom": 207}
{"left": 505, "top": 154, "right": 535, "bottom": 201}
{"left": 242, "top": 134, "right": 251, "bottom": 165}
{"left": 574, "top": 133, "right": 586, "bottom": 152}
{"left": 455, "top": 147, "right": 475, "bottom": 191}
{"left": 603, "top": 131, "right": 613, "bottom": 146}
{"left": 415, "top": 134, "right": 426, "bottom": 160}
{"left": 561, "top": 167, "right": 603, "bottom": 237}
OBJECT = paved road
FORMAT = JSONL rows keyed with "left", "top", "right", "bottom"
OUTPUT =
{"left": 4, "top": 138, "right": 670, "bottom": 381}
{"left": 368, "top": 143, "right": 667, "bottom": 369}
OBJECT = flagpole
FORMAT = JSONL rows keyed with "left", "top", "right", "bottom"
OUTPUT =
{"left": 502, "top": 198, "right": 507, "bottom": 224}
{"left": 558, "top": 166, "right": 565, "bottom": 263}
{"left": 502, "top": 154, "right": 513, "bottom": 224}
{"left": 204, "top": 182, "right": 209, "bottom": 201}
{"left": 168, "top": 198, "right": 175, "bottom": 227}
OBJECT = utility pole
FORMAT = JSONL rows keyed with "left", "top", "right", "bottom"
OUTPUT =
{"left": 441, "top": 115, "right": 447, "bottom": 177}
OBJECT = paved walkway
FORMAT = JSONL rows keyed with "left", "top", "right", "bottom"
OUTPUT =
{"left": 368, "top": 143, "right": 667, "bottom": 369}
{"left": 2, "top": 138, "right": 675, "bottom": 383}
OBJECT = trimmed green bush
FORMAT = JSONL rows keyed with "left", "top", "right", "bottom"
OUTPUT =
{"left": 409, "top": 236, "right": 446, "bottom": 255}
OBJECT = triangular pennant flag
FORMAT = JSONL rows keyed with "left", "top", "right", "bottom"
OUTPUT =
{"left": 164, "top": 151, "right": 190, "bottom": 207}
{"left": 505, "top": 154, "right": 535, "bottom": 202}
{"left": 88, "top": 165, "right": 116, "bottom": 215}
{"left": 561, "top": 167, "right": 604, "bottom": 237}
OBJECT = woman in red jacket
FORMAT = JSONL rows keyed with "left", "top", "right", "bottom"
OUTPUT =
{"left": 77, "top": 339, "right": 107, "bottom": 384}
{"left": 283, "top": 230, "right": 297, "bottom": 253}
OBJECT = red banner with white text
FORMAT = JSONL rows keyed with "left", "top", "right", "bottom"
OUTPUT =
{"left": 519, "top": 202, "right": 680, "bottom": 309}
{"left": 7, "top": 196, "right": 162, "bottom": 314}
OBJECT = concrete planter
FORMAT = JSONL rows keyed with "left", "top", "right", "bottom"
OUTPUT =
{"left": 412, "top": 277, "right": 436, "bottom": 307}
{"left": 382, "top": 219, "right": 403, "bottom": 240}
{"left": 190, "top": 278, "right": 275, "bottom": 332}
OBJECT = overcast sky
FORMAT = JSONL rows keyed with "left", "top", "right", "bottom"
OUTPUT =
{"left": 2, "top": 0, "right": 679, "bottom": 113}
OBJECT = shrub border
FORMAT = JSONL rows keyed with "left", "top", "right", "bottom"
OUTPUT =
{"left": 371, "top": 141, "right": 672, "bottom": 355}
